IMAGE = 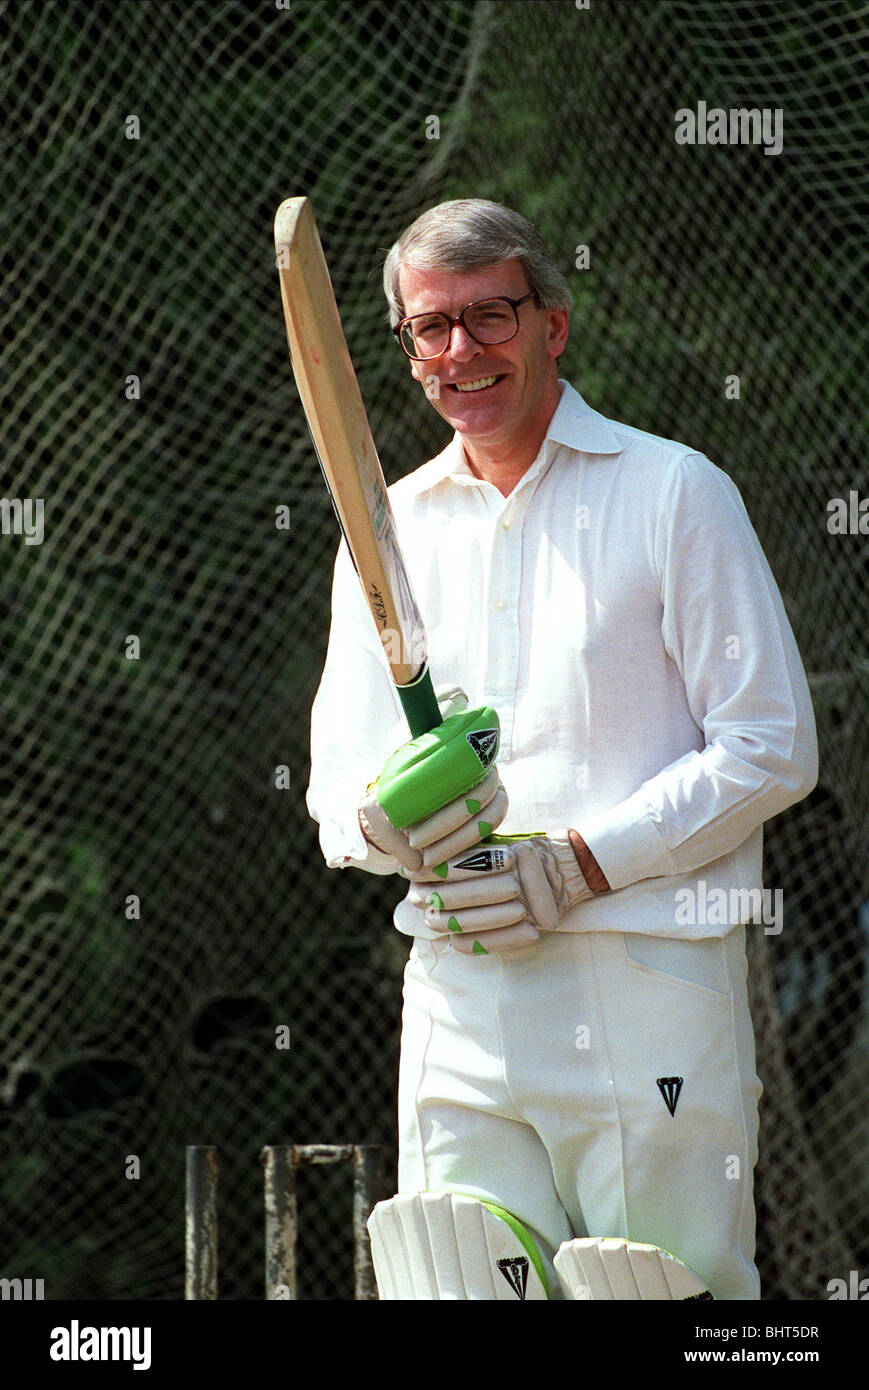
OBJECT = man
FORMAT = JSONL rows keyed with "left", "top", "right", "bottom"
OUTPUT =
{"left": 306, "top": 199, "right": 817, "bottom": 1300}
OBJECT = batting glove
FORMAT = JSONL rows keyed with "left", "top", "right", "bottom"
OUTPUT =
{"left": 360, "top": 765, "right": 508, "bottom": 874}
{"left": 407, "top": 832, "right": 596, "bottom": 954}
{"left": 358, "top": 685, "right": 508, "bottom": 873}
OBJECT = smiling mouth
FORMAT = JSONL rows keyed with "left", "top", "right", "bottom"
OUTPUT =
{"left": 447, "top": 374, "right": 505, "bottom": 393}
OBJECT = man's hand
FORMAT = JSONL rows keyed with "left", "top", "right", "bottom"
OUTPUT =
{"left": 358, "top": 687, "right": 509, "bottom": 873}
{"left": 360, "top": 765, "right": 508, "bottom": 873}
{"left": 406, "top": 831, "right": 608, "bottom": 954}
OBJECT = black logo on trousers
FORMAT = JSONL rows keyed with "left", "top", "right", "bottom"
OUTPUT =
{"left": 657, "top": 1076, "right": 683, "bottom": 1116}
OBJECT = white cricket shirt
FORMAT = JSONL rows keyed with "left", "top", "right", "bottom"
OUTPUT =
{"left": 306, "top": 382, "right": 818, "bottom": 940}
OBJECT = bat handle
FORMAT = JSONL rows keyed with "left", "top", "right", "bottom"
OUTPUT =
{"left": 397, "top": 666, "right": 442, "bottom": 736}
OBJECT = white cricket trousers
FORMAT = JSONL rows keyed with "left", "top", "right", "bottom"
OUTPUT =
{"left": 397, "top": 927, "right": 762, "bottom": 1300}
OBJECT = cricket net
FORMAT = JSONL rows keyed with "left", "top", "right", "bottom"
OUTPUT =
{"left": 0, "top": 0, "right": 865, "bottom": 1298}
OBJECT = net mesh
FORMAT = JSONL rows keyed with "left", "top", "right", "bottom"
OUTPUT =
{"left": 0, "top": 0, "right": 865, "bottom": 1299}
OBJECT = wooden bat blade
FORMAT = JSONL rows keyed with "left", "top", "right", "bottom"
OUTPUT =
{"left": 274, "top": 197, "right": 441, "bottom": 734}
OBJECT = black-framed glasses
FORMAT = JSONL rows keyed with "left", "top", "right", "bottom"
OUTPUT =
{"left": 393, "top": 292, "right": 540, "bottom": 360}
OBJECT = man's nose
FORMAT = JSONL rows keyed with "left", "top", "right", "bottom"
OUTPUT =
{"left": 446, "top": 322, "right": 483, "bottom": 359}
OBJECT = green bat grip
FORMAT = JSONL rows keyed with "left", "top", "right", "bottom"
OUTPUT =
{"left": 397, "top": 665, "right": 442, "bottom": 737}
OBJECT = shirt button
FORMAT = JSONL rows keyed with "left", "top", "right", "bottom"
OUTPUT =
{"left": 494, "top": 599, "right": 507, "bottom": 612}
{"left": 501, "top": 517, "right": 511, "bottom": 529}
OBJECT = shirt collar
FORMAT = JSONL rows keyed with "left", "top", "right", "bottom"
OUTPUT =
{"left": 405, "top": 381, "right": 624, "bottom": 495}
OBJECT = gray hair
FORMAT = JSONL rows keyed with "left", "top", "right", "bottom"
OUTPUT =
{"left": 382, "top": 199, "right": 573, "bottom": 327}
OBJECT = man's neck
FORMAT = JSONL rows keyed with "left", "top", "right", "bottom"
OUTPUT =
{"left": 460, "top": 445, "right": 532, "bottom": 497}
{"left": 459, "top": 381, "right": 563, "bottom": 498}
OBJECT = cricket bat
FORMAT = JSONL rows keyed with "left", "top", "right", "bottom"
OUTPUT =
{"left": 274, "top": 196, "right": 441, "bottom": 737}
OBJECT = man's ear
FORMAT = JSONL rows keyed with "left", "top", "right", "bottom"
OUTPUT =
{"left": 547, "top": 309, "right": 570, "bottom": 360}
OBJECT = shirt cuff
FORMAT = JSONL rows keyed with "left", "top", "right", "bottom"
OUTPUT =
{"left": 318, "top": 810, "right": 401, "bottom": 877}
{"left": 577, "top": 800, "right": 679, "bottom": 891}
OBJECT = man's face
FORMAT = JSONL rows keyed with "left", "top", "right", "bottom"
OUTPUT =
{"left": 397, "top": 260, "right": 569, "bottom": 449}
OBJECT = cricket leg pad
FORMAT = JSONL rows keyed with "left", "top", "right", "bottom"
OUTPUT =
{"left": 368, "top": 1191, "right": 550, "bottom": 1300}
{"left": 554, "top": 1236, "right": 713, "bottom": 1300}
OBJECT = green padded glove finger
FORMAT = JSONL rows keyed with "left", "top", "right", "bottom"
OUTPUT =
{"left": 376, "top": 705, "right": 499, "bottom": 830}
